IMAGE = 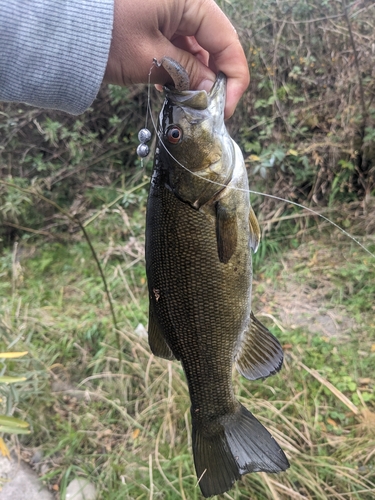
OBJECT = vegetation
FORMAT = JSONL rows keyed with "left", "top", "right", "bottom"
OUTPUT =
{"left": 1, "top": 223, "right": 374, "bottom": 499}
{"left": 0, "top": 350, "right": 30, "bottom": 466}
{"left": 0, "top": 0, "right": 375, "bottom": 498}
{"left": 226, "top": 0, "right": 375, "bottom": 205}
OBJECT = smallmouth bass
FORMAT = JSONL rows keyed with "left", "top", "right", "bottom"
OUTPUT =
{"left": 145, "top": 59, "right": 289, "bottom": 497}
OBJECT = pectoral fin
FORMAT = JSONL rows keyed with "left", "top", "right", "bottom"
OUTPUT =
{"left": 249, "top": 207, "right": 261, "bottom": 253}
{"left": 148, "top": 303, "right": 175, "bottom": 360}
{"left": 216, "top": 200, "right": 238, "bottom": 264}
{"left": 235, "top": 312, "right": 283, "bottom": 380}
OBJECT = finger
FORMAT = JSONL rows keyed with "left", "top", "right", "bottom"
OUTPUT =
{"left": 177, "top": 0, "right": 250, "bottom": 118}
{"left": 171, "top": 35, "right": 210, "bottom": 68}
{"left": 147, "top": 36, "right": 217, "bottom": 93}
{"left": 152, "top": 35, "right": 243, "bottom": 117}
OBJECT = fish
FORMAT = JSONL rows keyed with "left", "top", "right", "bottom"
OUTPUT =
{"left": 145, "top": 58, "right": 290, "bottom": 497}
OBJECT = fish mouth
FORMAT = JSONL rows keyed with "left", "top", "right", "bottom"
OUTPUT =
{"left": 207, "top": 72, "right": 226, "bottom": 123}
{"left": 165, "top": 72, "right": 227, "bottom": 118}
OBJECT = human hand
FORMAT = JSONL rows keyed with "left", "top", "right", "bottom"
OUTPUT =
{"left": 104, "top": 0, "right": 249, "bottom": 119}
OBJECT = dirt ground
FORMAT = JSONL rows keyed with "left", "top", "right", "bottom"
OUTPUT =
{"left": 253, "top": 240, "right": 359, "bottom": 338}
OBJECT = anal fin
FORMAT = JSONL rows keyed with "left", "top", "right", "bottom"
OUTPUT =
{"left": 235, "top": 312, "right": 284, "bottom": 380}
{"left": 148, "top": 302, "right": 175, "bottom": 360}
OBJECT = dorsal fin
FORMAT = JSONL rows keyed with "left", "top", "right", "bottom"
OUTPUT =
{"left": 235, "top": 312, "right": 283, "bottom": 380}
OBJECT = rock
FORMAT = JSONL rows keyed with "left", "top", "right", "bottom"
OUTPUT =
{"left": 30, "top": 450, "right": 43, "bottom": 465}
{"left": 134, "top": 323, "right": 148, "bottom": 338}
{"left": 65, "top": 478, "right": 97, "bottom": 500}
{"left": 0, "top": 455, "right": 53, "bottom": 500}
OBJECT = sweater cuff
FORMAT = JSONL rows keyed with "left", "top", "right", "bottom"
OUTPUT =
{"left": 0, "top": 0, "right": 114, "bottom": 114}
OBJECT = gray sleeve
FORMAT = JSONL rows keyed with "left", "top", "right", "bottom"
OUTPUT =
{"left": 0, "top": 0, "right": 114, "bottom": 114}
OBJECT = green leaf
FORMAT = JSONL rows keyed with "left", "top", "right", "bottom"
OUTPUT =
{"left": 0, "top": 416, "right": 30, "bottom": 428}
{"left": 273, "top": 149, "right": 286, "bottom": 162}
{"left": 0, "top": 376, "right": 27, "bottom": 384}
{"left": 267, "top": 95, "right": 276, "bottom": 105}
{"left": 254, "top": 99, "right": 267, "bottom": 110}
{"left": 0, "top": 425, "right": 31, "bottom": 435}
{"left": 260, "top": 166, "right": 267, "bottom": 179}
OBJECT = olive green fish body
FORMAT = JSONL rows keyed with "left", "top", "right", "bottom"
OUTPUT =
{"left": 146, "top": 71, "right": 289, "bottom": 497}
{"left": 147, "top": 158, "right": 250, "bottom": 410}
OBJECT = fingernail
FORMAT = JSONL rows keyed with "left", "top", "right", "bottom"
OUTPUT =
{"left": 196, "top": 79, "right": 215, "bottom": 92}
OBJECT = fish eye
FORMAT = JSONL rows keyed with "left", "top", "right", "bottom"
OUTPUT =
{"left": 166, "top": 126, "right": 182, "bottom": 144}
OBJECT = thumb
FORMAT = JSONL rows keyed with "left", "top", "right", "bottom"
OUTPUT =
{"left": 151, "top": 42, "right": 216, "bottom": 92}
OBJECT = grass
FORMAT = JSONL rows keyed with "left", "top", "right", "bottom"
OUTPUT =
{"left": 1, "top": 198, "right": 375, "bottom": 499}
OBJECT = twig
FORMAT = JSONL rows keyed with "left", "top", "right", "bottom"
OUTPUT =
{"left": 83, "top": 179, "right": 149, "bottom": 227}
{"left": 75, "top": 216, "right": 120, "bottom": 352}
{"left": 342, "top": 0, "right": 367, "bottom": 123}
{"left": 2, "top": 221, "right": 67, "bottom": 242}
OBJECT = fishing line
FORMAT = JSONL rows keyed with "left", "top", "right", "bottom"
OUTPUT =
{"left": 145, "top": 64, "right": 153, "bottom": 130}
{"left": 145, "top": 73, "right": 375, "bottom": 261}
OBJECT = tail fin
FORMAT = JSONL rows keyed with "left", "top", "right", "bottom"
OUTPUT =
{"left": 192, "top": 403, "right": 289, "bottom": 498}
